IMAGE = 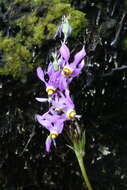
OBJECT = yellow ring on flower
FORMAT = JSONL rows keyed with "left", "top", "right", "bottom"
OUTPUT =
{"left": 50, "top": 133, "right": 58, "bottom": 139}
{"left": 62, "top": 67, "right": 72, "bottom": 76}
{"left": 46, "top": 86, "right": 56, "bottom": 95}
{"left": 66, "top": 109, "right": 76, "bottom": 119}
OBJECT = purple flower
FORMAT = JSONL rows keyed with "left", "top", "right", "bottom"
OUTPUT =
{"left": 35, "top": 20, "right": 85, "bottom": 152}
{"left": 59, "top": 43, "right": 70, "bottom": 62}
{"left": 36, "top": 108, "right": 66, "bottom": 152}
{"left": 45, "top": 135, "right": 52, "bottom": 152}
{"left": 36, "top": 113, "right": 65, "bottom": 135}
{"left": 54, "top": 16, "right": 72, "bottom": 42}
{"left": 51, "top": 89, "right": 76, "bottom": 120}
{"left": 59, "top": 43, "right": 86, "bottom": 80}
{"left": 37, "top": 66, "right": 68, "bottom": 95}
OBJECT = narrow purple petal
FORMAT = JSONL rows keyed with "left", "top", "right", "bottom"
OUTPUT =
{"left": 53, "top": 25, "right": 62, "bottom": 39}
{"left": 72, "top": 46, "right": 86, "bottom": 65}
{"left": 58, "top": 75, "right": 68, "bottom": 90}
{"left": 35, "top": 114, "right": 51, "bottom": 129}
{"left": 66, "top": 77, "right": 72, "bottom": 84}
{"left": 71, "top": 68, "right": 81, "bottom": 77}
{"left": 35, "top": 97, "right": 48, "bottom": 102}
{"left": 48, "top": 70, "right": 59, "bottom": 85}
{"left": 79, "top": 59, "right": 85, "bottom": 69}
{"left": 61, "top": 77, "right": 68, "bottom": 90}
{"left": 36, "top": 67, "right": 45, "bottom": 82}
{"left": 64, "top": 89, "right": 74, "bottom": 107}
{"left": 49, "top": 119, "right": 65, "bottom": 135}
{"left": 55, "top": 121, "right": 64, "bottom": 134}
{"left": 47, "top": 62, "right": 53, "bottom": 75}
{"left": 71, "top": 60, "right": 85, "bottom": 77}
{"left": 45, "top": 135, "right": 52, "bottom": 152}
{"left": 59, "top": 43, "right": 70, "bottom": 62}
{"left": 64, "top": 88, "right": 70, "bottom": 97}
{"left": 58, "top": 57, "right": 65, "bottom": 68}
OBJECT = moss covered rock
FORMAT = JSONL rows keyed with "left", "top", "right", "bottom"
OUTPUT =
{"left": 0, "top": 0, "right": 88, "bottom": 79}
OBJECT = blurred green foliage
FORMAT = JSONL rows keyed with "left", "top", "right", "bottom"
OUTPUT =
{"left": 0, "top": 0, "right": 88, "bottom": 79}
{"left": 123, "top": 37, "right": 127, "bottom": 49}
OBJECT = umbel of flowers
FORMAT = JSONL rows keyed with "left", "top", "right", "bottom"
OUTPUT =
{"left": 35, "top": 16, "right": 86, "bottom": 152}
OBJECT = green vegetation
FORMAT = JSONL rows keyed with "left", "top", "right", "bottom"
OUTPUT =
{"left": 0, "top": 0, "right": 88, "bottom": 79}
{"left": 123, "top": 36, "right": 127, "bottom": 50}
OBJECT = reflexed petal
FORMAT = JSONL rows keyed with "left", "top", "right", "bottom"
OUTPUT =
{"left": 50, "top": 119, "right": 64, "bottom": 134}
{"left": 59, "top": 43, "right": 70, "bottom": 62}
{"left": 64, "top": 89, "right": 74, "bottom": 107}
{"left": 62, "top": 77, "right": 68, "bottom": 90}
{"left": 71, "top": 59, "right": 85, "bottom": 77}
{"left": 45, "top": 135, "right": 52, "bottom": 152}
{"left": 49, "top": 70, "right": 60, "bottom": 86}
{"left": 72, "top": 46, "right": 86, "bottom": 65}
{"left": 64, "top": 88, "right": 70, "bottom": 97}
{"left": 55, "top": 121, "right": 64, "bottom": 134}
{"left": 35, "top": 97, "right": 48, "bottom": 102}
{"left": 35, "top": 114, "right": 51, "bottom": 129}
{"left": 67, "top": 77, "right": 72, "bottom": 84}
{"left": 71, "top": 68, "right": 81, "bottom": 77}
{"left": 58, "top": 75, "right": 68, "bottom": 90}
{"left": 79, "top": 59, "right": 85, "bottom": 69}
{"left": 58, "top": 57, "right": 65, "bottom": 68}
{"left": 53, "top": 24, "right": 62, "bottom": 39}
{"left": 36, "top": 67, "right": 45, "bottom": 82}
{"left": 47, "top": 62, "right": 53, "bottom": 75}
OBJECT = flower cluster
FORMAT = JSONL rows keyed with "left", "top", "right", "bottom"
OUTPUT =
{"left": 35, "top": 18, "right": 86, "bottom": 152}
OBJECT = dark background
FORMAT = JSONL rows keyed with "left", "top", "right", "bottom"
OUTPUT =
{"left": 0, "top": 0, "right": 127, "bottom": 189}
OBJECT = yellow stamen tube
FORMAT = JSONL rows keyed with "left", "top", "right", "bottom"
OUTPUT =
{"left": 46, "top": 86, "right": 56, "bottom": 95}
{"left": 66, "top": 109, "right": 76, "bottom": 119}
{"left": 62, "top": 67, "right": 72, "bottom": 76}
{"left": 50, "top": 133, "right": 58, "bottom": 139}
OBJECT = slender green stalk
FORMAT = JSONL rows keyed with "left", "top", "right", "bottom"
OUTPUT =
{"left": 75, "top": 151, "right": 93, "bottom": 190}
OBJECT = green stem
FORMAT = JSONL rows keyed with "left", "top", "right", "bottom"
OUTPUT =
{"left": 75, "top": 151, "right": 93, "bottom": 190}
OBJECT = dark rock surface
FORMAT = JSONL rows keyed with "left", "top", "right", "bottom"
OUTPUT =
{"left": 0, "top": 0, "right": 127, "bottom": 189}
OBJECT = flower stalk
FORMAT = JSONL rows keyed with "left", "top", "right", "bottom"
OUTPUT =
{"left": 74, "top": 149, "right": 93, "bottom": 190}
{"left": 67, "top": 123, "right": 93, "bottom": 190}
